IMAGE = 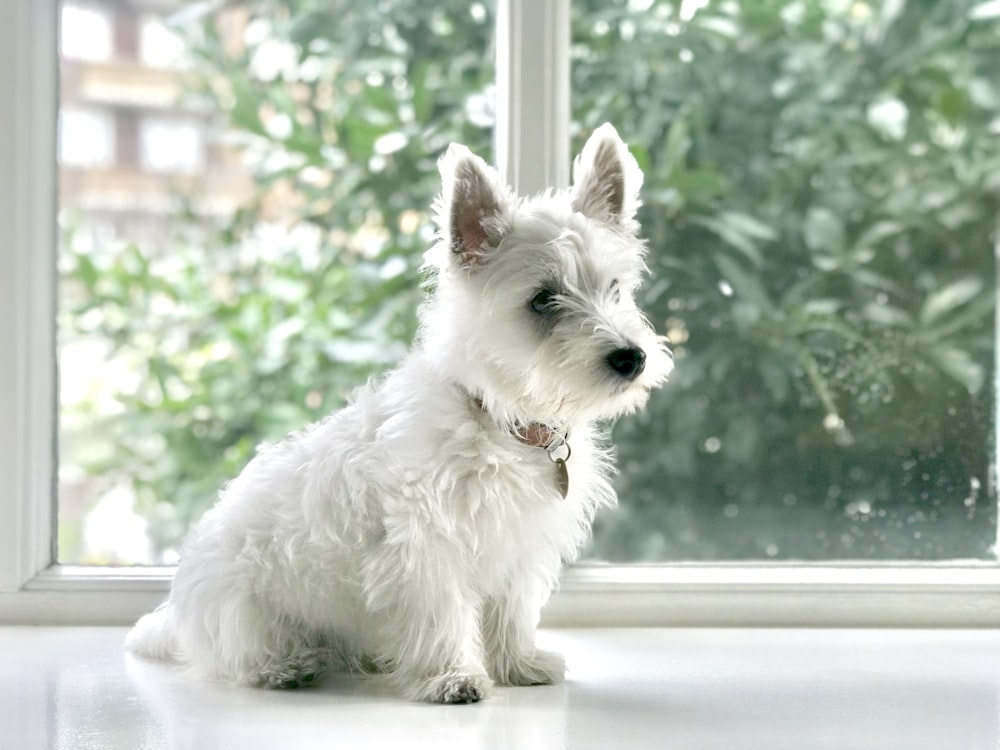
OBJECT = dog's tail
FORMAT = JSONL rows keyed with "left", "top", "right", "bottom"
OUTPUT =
{"left": 125, "top": 602, "right": 178, "bottom": 661}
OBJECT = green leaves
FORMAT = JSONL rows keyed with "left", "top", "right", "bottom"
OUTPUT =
{"left": 913, "top": 276, "right": 995, "bottom": 393}
{"left": 711, "top": 252, "right": 774, "bottom": 314}
{"left": 696, "top": 212, "right": 777, "bottom": 266}
{"left": 920, "top": 276, "right": 985, "bottom": 325}
{"left": 573, "top": 0, "right": 998, "bottom": 560}
{"left": 926, "top": 346, "right": 987, "bottom": 394}
{"left": 803, "top": 206, "right": 846, "bottom": 256}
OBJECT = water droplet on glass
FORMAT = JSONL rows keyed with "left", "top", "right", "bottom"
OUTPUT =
{"left": 823, "top": 413, "right": 845, "bottom": 431}
{"left": 845, "top": 499, "right": 872, "bottom": 516}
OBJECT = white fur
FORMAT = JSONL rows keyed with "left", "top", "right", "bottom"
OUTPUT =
{"left": 126, "top": 123, "right": 672, "bottom": 703}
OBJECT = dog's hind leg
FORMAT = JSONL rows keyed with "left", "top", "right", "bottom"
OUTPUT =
{"left": 173, "top": 587, "right": 329, "bottom": 689}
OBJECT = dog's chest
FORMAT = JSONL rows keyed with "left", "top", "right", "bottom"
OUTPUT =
{"left": 396, "top": 427, "right": 597, "bottom": 565}
{"left": 361, "top": 390, "right": 612, "bottom": 584}
{"left": 450, "top": 421, "right": 579, "bottom": 504}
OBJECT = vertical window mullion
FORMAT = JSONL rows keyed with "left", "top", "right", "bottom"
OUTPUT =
{"left": 994, "top": 208, "right": 1000, "bottom": 557}
{"left": 495, "top": 0, "right": 570, "bottom": 195}
{"left": 0, "top": 0, "right": 59, "bottom": 590}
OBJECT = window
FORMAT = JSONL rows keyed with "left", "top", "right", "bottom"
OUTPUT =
{"left": 570, "top": 0, "right": 1000, "bottom": 562}
{"left": 56, "top": 0, "right": 495, "bottom": 566}
{"left": 139, "top": 15, "right": 187, "bottom": 69}
{"left": 3, "top": 0, "right": 1000, "bottom": 626}
{"left": 60, "top": 2, "right": 113, "bottom": 62}
{"left": 137, "top": 116, "right": 204, "bottom": 173}
{"left": 58, "top": 106, "right": 116, "bottom": 168}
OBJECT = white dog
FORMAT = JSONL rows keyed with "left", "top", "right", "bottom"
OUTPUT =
{"left": 126, "top": 123, "right": 672, "bottom": 703}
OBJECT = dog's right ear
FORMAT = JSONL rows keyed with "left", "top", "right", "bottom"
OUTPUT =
{"left": 437, "top": 144, "right": 510, "bottom": 269}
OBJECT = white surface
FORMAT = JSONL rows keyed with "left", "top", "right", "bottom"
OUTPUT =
{"left": 2, "top": 627, "right": 1000, "bottom": 750}
{"left": 10, "top": 564, "right": 1000, "bottom": 628}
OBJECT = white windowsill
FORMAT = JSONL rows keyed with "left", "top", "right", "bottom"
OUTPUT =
{"left": 4, "top": 562, "right": 1000, "bottom": 627}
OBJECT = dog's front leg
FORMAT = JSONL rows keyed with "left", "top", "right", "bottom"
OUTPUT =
{"left": 481, "top": 582, "right": 566, "bottom": 686}
{"left": 365, "top": 552, "right": 492, "bottom": 703}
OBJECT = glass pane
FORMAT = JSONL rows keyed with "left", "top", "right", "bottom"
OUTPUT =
{"left": 573, "top": 0, "right": 1000, "bottom": 560}
{"left": 57, "top": 0, "right": 495, "bottom": 564}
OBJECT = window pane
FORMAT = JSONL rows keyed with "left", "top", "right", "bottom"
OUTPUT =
{"left": 138, "top": 116, "right": 204, "bottom": 173}
{"left": 573, "top": 0, "right": 1000, "bottom": 560}
{"left": 61, "top": 2, "right": 113, "bottom": 62}
{"left": 59, "top": 107, "right": 116, "bottom": 168}
{"left": 58, "top": 0, "right": 495, "bottom": 564}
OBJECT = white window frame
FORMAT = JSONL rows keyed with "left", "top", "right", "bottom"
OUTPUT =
{"left": 3, "top": 0, "right": 1000, "bottom": 627}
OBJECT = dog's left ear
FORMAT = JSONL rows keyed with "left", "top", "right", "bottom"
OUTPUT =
{"left": 437, "top": 144, "right": 510, "bottom": 268}
{"left": 571, "top": 123, "right": 643, "bottom": 232}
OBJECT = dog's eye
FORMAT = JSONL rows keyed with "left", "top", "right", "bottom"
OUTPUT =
{"left": 530, "top": 288, "right": 559, "bottom": 315}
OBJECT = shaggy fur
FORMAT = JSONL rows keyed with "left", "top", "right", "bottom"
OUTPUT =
{"left": 125, "top": 123, "right": 672, "bottom": 703}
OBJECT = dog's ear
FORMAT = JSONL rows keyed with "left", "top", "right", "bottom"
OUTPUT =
{"left": 571, "top": 123, "right": 643, "bottom": 232}
{"left": 437, "top": 144, "right": 510, "bottom": 268}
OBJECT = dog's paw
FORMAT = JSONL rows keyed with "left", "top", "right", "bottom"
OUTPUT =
{"left": 413, "top": 670, "right": 493, "bottom": 704}
{"left": 493, "top": 648, "right": 566, "bottom": 686}
{"left": 252, "top": 649, "right": 327, "bottom": 689}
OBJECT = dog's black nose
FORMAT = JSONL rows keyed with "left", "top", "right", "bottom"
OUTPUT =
{"left": 607, "top": 347, "right": 646, "bottom": 380}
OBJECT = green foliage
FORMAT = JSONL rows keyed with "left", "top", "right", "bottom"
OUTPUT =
{"left": 61, "top": 0, "right": 999, "bottom": 562}
{"left": 61, "top": 0, "right": 493, "bottom": 560}
{"left": 573, "top": 0, "right": 1000, "bottom": 559}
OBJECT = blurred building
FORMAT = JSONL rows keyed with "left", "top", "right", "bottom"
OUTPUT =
{"left": 58, "top": 0, "right": 257, "bottom": 564}
{"left": 59, "top": 0, "right": 253, "bottom": 253}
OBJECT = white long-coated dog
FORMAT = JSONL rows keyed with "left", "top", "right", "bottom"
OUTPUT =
{"left": 126, "top": 123, "right": 672, "bottom": 703}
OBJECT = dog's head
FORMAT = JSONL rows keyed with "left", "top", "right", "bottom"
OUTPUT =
{"left": 422, "top": 123, "right": 672, "bottom": 426}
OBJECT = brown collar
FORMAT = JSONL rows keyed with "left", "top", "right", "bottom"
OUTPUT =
{"left": 469, "top": 393, "right": 571, "bottom": 499}
{"left": 470, "top": 395, "right": 568, "bottom": 454}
